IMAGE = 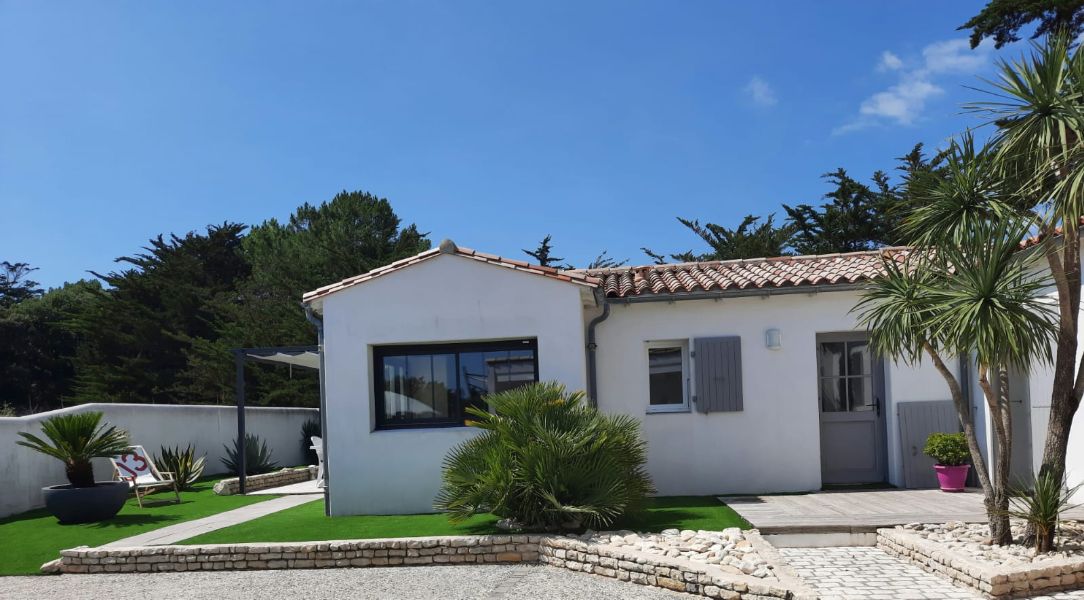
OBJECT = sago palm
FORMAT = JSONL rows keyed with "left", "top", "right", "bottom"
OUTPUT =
{"left": 16, "top": 411, "right": 130, "bottom": 487}
{"left": 434, "top": 381, "right": 654, "bottom": 531}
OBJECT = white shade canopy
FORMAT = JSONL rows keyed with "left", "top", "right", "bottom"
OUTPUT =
{"left": 240, "top": 346, "right": 320, "bottom": 370}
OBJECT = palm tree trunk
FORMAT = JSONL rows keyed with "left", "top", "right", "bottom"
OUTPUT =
{"left": 978, "top": 364, "right": 1013, "bottom": 545}
{"left": 1029, "top": 225, "right": 1083, "bottom": 544}
{"left": 923, "top": 344, "right": 995, "bottom": 497}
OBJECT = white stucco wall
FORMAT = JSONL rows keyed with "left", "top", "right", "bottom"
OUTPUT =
{"left": 594, "top": 290, "right": 921, "bottom": 495}
{"left": 319, "top": 254, "right": 591, "bottom": 516}
{"left": 0, "top": 403, "right": 318, "bottom": 518}
{"left": 591, "top": 290, "right": 963, "bottom": 496}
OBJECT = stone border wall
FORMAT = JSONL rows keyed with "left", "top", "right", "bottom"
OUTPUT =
{"left": 539, "top": 531, "right": 816, "bottom": 599}
{"left": 878, "top": 528, "right": 1084, "bottom": 599}
{"left": 213, "top": 467, "right": 317, "bottom": 496}
{"left": 49, "top": 533, "right": 815, "bottom": 599}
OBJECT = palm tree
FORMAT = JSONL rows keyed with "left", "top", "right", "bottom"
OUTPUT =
{"left": 856, "top": 140, "right": 1057, "bottom": 544}
{"left": 966, "top": 32, "right": 1084, "bottom": 504}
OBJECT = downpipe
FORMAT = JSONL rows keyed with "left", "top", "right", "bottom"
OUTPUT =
{"left": 585, "top": 288, "right": 611, "bottom": 408}
{"left": 303, "top": 303, "right": 331, "bottom": 516}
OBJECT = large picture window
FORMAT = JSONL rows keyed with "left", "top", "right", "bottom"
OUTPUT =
{"left": 373, "top": 339, "right": 538, "bottom": 429}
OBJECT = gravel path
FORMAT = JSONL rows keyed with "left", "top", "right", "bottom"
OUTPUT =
{"left": 0, "top": 564, "right": 691, "bottom": 600}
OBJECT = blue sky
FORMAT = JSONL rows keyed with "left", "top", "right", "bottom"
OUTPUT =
{"left": 1, "top": 1, "right": 1022, "bottom": 287}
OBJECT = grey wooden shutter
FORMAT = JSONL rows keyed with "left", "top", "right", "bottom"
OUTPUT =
{"left": 898, "top": 400, "right": 960, "bottom": 488}
{"left": 693, "top": 336, "right": 743, "bottom": 413}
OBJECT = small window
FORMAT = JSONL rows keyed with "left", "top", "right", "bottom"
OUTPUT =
{"left": 647, "top": 341, "right": 689, "bottom": 413}
{"left": 374, "top": 339, "right": 538, "bottom": 429}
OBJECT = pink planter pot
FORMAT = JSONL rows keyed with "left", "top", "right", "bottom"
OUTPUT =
{"left": 934, "top": 464, "right": 970, "bottom": 492}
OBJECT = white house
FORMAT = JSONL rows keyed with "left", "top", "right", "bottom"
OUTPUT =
{"left": 301, "top": 239, "right": 1084, "bottom": 516}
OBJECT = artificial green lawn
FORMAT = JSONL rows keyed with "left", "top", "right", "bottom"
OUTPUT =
{"left": 0, "top": 478, "right": 273, "bottom": 576}
{"left": 181, "top": 496, "right": 748, "bottom": 545}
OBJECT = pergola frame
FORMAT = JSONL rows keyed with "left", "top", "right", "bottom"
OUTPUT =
{"left": 232, "top": 345, "right": 320, "bottom": 495}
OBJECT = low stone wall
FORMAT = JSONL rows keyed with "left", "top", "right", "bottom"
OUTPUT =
{"left": 539, "top": 531, "right": 815, "bottom": 599}
{"left": 52, "top": 535, "right": 543, "bottom": 574}
{"left": 50, "top": 532, "right": 815, "bottom": 599}
{"left": 878, "top": 528, "right": 1084, "bottom": 599}
{"left": 213, "top": 467, "right": 317, "bottom": 496}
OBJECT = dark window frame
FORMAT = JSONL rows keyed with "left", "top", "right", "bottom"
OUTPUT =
{"left": 373, "top": 338, "right": 539, "bottom": 430}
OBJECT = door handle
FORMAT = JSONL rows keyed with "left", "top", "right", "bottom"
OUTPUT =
{"left": 875, "top": 396, "right": 881, "bottom": 417}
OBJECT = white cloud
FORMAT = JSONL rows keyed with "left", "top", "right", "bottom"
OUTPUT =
{"left": 922, "top": 38, "right": 989, "bottom": 74}
{"left": 835, "top": 38, "right": 991, "bottom": 135}
{"left": 877, "top": 51, "right": 903, "bottom": 72}
{"left": 743, "top": 76, "right": 778, "bottom": 107}
{"left": 859, "top": 76, "right": 943, "bottom": 124}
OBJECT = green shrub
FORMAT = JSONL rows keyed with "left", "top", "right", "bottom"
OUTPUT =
{"left": 1007, "top": 471, "right": 1082, "bottom": 553}
{"left": 221, "top": 434, "right": 278, "bottom": 476}
{"left": 434, "top": 381, "right": 654, "bottom": 531}
{"left": 300, "top": 418, "right": 321, "bottom": 465}
{"left": 155, "top": 444, "right": 207, "bottom": 490}
{"left": 0, "top": 403, "right": 15, "bottom": 417}
{"left": 16, "top": 411, "right": 129, "bottom": 487}
{"left": 923, "top": 432, "right": 970, "bottom": 466}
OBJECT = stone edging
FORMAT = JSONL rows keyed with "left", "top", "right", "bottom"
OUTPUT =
{"left": 539, "top": 531, "right": 816, "bottom": 599}
{"left": 212, "top": 467, "right": 317, "bottom": 496}
{"left": 877, "top": 528, "right": 1084, "bottom": 599}
{"left": 47, "top": 532, "right": 815, "bottom": 599}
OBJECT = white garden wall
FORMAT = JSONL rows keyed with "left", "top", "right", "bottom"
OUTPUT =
{"left": 320, "top": 253, "right": 591, "bottom": 516}
{"left": 0, "top": 403, "right": 318, "bottom": 518}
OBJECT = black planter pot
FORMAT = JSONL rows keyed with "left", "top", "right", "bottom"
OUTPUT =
{"left": 42, "top": 481, "right": 129, "bottom": 524}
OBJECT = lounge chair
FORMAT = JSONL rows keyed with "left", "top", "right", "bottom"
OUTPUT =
{"left": 110, "top": 445, "right": 181, "bottom": 508}
{"left": 311, "top": 436, "right": 326, "bottom": 488}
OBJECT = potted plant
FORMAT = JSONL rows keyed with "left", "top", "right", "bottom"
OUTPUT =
{"left": 924, "top": 432, "right": 970, "bottom": 492}
{"left": 16, "top": 411, "right": 131, "bottom": 524}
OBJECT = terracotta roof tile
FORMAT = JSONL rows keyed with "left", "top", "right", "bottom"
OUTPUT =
{"left": 303, "top": 241, "right": 911, "bottom": 305}
{"left": 575, "top": 248, "right": 909, "bottom": 299}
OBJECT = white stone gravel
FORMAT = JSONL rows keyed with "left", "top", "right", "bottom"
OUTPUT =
{"left": 899, "top": 520, "right": 1084, "bottom": 566}
{"left": 780, "top": 546, "right": 1084, "bottom": 600}
{"left": 0, "top": 564, "right": 691, "bottom": 600}
{"left": 579, "top": 527, "right": 777, "bottom": 579}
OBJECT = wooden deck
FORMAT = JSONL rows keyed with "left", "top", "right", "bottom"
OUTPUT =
{"left": 720, "top": 488, "right": 1084, "bottom": 534}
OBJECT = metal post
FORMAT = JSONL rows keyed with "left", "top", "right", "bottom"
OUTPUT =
{"left": 234, "top": 349, "right": 247, "bottom": 495}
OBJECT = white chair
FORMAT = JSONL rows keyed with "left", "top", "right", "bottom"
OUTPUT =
{"left": 310, "top": 436, "right": 326, "bottom": 488}
{"left": 110, "top": 445, "right": 181, "bottom": 508}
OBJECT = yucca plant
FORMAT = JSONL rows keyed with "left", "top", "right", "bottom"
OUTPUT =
{"left": 221, "top": 434, "right": 278, "bottom": 476}
{"left": 1006, "top": 471, "right": 1082, "bottom": 553}
{"left": 434, "top": 381, "right": 654, "bottom": 531}
{"left": 16, "top": 411, "right": 129, "bottom": 487}
{"left": 154, "top": 444, "right": 206, "bottom": 490}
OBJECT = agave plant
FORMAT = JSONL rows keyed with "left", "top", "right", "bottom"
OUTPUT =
{"left": 1006, "top": 472, "right": 1082, "bottom": 553}
{"left": 434, "top": 381, "right": 654, "bottom": 531}
{"left": 16, "top": 411, "right": 129, "bottom": 487}
{"left": 221, "top": 434, "right": 278, "bottom": 476}
{"left": 154, "top": 444, "right": 207, "bottom": 490}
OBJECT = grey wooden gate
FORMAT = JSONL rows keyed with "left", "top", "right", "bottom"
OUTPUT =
{"left": 898, "top": 400, "right": 960, "bottom": 489}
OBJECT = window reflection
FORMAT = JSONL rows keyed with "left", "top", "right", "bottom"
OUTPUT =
{"left": 376, "top": 340, "right": 538, "bottom": 429}
{"left": 817, "top": 339, "right": 875, "bottom": 413}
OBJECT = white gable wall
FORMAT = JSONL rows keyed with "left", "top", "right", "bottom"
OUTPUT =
{"left": 320, "top": 254, "right": 590, "bottom": 515}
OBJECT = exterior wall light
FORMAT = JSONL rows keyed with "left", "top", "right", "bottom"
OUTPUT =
{"left": 765, "top": 328, "right": 782, "bottom": 350}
